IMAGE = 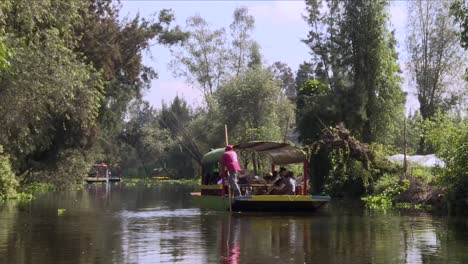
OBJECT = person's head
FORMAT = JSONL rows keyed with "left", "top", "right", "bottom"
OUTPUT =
{"left": 272, "top": 171, "right": 278, "bottom": 178}
{"left": 279, "top": 167, "right": 287, "bottom": 177}
{"left": 225, "top": 145, "right": 234, "bottom": 151}
{"left": 286, "top": 171, "right": 294, "bottom": 179}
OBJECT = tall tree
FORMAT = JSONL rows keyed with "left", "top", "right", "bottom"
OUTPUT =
{"left": 295, "top": 62, "right": 315, "bottom": 93}
{"left": 0, "top": 0, "right": 104, "bottom": 184}
{"left": 268, "top": 61, "right": 296, "bottom": 99}
{"left": 407, "top": 0, "right": 465, "bottom": 153}
{"left": 301, "top": 0, "right": 404, "bottom": 144}
{"left": 451, "top": 0, "right": 468, "bottom": 49}
{"left": 216, "top": 68, "right": 288, "bottom": 143}
{"left": 121, "top": 100, "right": 172, "bottom": 177}
{"left": 0, "top": 0, "right": 8, "bottom": 71}
{"left": 247, "top": 41, "right": 262, "bottom": 69}
{"left": 229, "top": 6, "right": 255, "bottom": 76}
{"left": 161, "top": 97, "right": 203, "bottom": 165}
{"left": 170, "top": 15, "right": 228, "bottom": 105}
{"left": 75, "top": 0, "right": 187, "bottom": 165}
{"left": 0, "top": 0, "right": 186, "bottom": 184}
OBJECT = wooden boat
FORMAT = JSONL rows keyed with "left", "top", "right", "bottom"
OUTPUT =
{"left": 191, "top": 141, "right": 330, "bottom": 212}
{"left": 85, "top": 163, "right": 121, "bottom": 183}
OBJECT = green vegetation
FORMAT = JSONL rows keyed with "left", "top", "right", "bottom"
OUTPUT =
{"left": 426, "top": 114, "right": 468, "bottom": 214}
{"left": 301, "top": 0, "right": 404, "bottom": 145}
{"left": 0, "top": 146, "right": 18, "bottom": 200}
{"left": 123, "top": 177, "right": 200, "bottom": 187}
{"left": 57, "top": 209, "right": 66, "bottom": 216}
{"left": 362, "top": 178, "right": 410, "bottom": 209}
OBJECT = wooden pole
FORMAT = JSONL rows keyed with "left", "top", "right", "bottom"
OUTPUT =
{"left": 403, "top": 115, "right": 408, "bottom": 179}
{"left": 225, "top": 124, "right": 232, "bottom": 213}
{"left": 303, "top": 160, "right": 308, "bottom": 195}
{"left": 225, "top": 124, "right": 229, "bottom": 145}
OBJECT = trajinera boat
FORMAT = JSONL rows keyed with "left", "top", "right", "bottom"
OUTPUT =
{"left": 191, "top": 141, "right": 330, "bottom": 212}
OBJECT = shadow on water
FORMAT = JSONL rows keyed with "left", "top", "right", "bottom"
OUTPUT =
{"left": 1, "top": 183, "right": 468, "bottom": 263}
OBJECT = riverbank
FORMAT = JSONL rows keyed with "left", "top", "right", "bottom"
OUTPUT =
{"left": 1, "top": 177, "right": 200, "bottom": 202}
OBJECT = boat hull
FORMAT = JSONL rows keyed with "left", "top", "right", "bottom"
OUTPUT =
{"left": 191, "top": 193, "right": 330, "bottom": 212}
{"left": 85, "top": 177, "right": 121, "bottom": 183}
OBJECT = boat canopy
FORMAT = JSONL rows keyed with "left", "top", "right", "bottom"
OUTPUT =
{"left": 234, "top": 141, "right": 306, "bottom": 165}
{"left": 202, "top": 141, "right": 306, "bottom": 165}
{"left": 202, "top": 148, "right": 225, "bottom": 165}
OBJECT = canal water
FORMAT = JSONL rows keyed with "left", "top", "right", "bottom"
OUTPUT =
{"left": 1, "top": 183, "right": 468, "bottom": 264}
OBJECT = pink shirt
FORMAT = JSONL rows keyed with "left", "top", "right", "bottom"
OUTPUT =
{"left": 222, "top": 150, "right": 241, "bottom": 172}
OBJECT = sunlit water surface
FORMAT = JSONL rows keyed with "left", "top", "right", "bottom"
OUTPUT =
{"left": 1, "top": 183, "right": 468, "bottom": 263}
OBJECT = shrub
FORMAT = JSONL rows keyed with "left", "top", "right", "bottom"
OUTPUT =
{"left": 362, "top": 178, "right": 410, "bottom": 209}
{"left": 0, "top": 145, "right": 18, "bottom": 200}
{"left": 425, "top": 114, "right": 468, "bottom": 214}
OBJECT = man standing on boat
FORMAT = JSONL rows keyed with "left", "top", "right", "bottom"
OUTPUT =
{"left": 221, "top": 145, "right": 242, "bottom": 196}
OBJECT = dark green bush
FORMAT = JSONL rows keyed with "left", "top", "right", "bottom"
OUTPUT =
{"left": 0, "top": 146, "right": 18, "bottom": 200}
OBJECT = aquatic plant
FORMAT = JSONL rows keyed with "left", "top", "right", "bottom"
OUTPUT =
{"left": 362, "top": 178, "right": 410, "bottom": 209}
{"left": 57, "top": 209, "right": 66, "bottom": 216}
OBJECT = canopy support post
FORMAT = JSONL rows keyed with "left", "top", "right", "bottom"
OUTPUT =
{"left": 271, "top": 163, "right": 275, "bottom": 173}
{"left": 303, "top": 160, "right": 308, "bottom": 195}
{"left": 221, "top": 172, "right": 225, "bottom": 196}
{"left": 200, "top": 167, "right": 204, "bottom": 185}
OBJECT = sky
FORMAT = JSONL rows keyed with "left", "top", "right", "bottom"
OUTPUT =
{"left": 120, "top": 0, "right": 414, "bottom": 111}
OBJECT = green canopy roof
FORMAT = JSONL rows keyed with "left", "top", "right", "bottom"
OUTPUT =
{"left": 202, "top": 141, "right": 306, "bottom": 165}
{"left": 201, "top": 148, "right": 225, "bottom": 165}
{"left": 234, "top": 141, "right": 306, "bottom": 164}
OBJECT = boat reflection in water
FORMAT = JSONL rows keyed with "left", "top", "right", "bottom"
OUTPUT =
{"left": 202, "top": 206, "right": 466, "bottom": 264}
{"left": 214, "top": 213, "right": 320, "bottom": 264}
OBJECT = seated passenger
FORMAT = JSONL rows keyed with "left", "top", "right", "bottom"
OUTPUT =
{"left": 270, "top": 171, "right": 296, "bottom": 195}
{"left": 284, "top": 171, "right": 296, "bottom": 195}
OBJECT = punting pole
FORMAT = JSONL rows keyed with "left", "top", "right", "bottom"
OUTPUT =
{"left": 303, "top": 159, "right": 308, "bottom": 195}
{"left": 225, "top": 124, "right": 232, "bottom": 213}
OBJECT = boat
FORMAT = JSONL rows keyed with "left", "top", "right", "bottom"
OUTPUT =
{"left": 85, "top": 163, "right": 121, "bottom": 183}
{"left": 191, "top": 141, "right": 330, "bottom": 212}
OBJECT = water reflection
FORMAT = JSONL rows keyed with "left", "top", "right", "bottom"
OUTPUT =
{"left": 1, "top": 184, "right": 468, "bottom": 263}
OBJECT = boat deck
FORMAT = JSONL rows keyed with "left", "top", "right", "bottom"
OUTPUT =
{"left": 85, "top": 177, "right": 121, "bottom": 183}
{"left": 191, "top": 192, "right": 330, "bottom": 212}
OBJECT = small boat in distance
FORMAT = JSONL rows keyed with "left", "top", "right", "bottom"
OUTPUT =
{"left": 85, "top": 163, "right": 121, "bottom": 183}
{"left": 191, "top": 141, "right": 330, "bottom": 212}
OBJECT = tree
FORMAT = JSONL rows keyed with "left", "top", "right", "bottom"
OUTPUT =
{"left": 407, "top": 0, "right": 465, "bottom": 153}
{"left": 296, "top": 79, "right": 336, "bottom": 144}
{"left": 74, "top": 1, "right": 187, "bottom": 172}
{"left": 451, "top": 0, "right": 468, "bottom": 49}
{"left": 216, "top": 68, "right": 293, "bottom": 172}
{"left": 425, "top": 113, "right": 468, "bottom": 214}
{"left": 301, "top": 0, "right": 404, "bottom": 144}
{"left": 161, "top": 97, "right": 203, "bottom": 165}
{"left": 0, "top": 0, "right": 186, "bottom": 185}
{"left": 295, "top": 62, "right": 315, "bottom": 93}
{"left": 216, "top": 68, "right": 288, "bottom": 143}
{"left": 170, "top": 15, "right": 229, "bottom": 105}
{"left": 247, "top": 41, "right": 262, "bottom": 69}
{"left": 268, "top": 61, "right": 296, "bottom": 98}
{"left": 160, "top": 97, "right": 201, "bottom": 177}
{"left": 171, "top": 7, "right": 259, "bottom": 107}
{"left": 0, "top": 0, "right": 104, "bottom": 185}
{"left": 0, "top": 0, "right": 8, "bottom": 72}
{"left": 229, "top": 7, "right": 255, "bottom": 76}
